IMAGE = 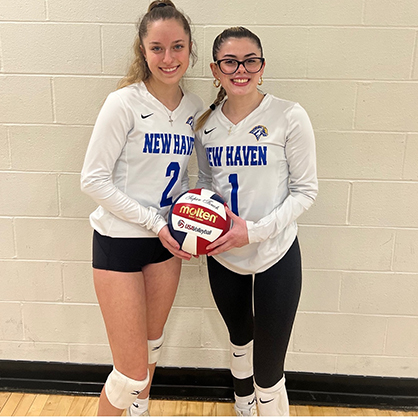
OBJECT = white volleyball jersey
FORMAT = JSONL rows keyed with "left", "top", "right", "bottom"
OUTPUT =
{"left": 195, "top": 94, "right": 318, "bottom": 274}
{"left": 81, "top": 82, "right": 203, "bottom": 238}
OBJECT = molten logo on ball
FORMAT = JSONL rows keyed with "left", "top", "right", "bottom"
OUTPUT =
{"left": 168, "top": 188, "right": 231, "bottom": 255}
{"left": 179, "top": 205, "right": 218, "bottom": 223}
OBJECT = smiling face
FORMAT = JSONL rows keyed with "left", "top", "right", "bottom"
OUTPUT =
{"left": 141, "top": 18, "right": 191, "bottom": 88}
{"left": 211, "top": 37, "right": 265, "bottom": 98}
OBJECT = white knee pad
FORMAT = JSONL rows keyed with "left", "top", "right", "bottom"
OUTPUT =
{"left": 230, "top": 340, "right": 253, "bottom": 380}
{"left": 104, "top": 367, "right": 150, "bottom": 410}
{"left": 148, "top": 333, "right": 164, "bottom": 364}
{"left": 255, "top": 376, "right": 289, "bottom": 416}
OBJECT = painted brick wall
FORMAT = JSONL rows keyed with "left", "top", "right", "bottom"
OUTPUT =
{"left": 0, "top": 0, "right": 417, "bottom": 378}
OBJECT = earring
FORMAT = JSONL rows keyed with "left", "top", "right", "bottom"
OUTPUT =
{"left": 258, "top": 77, "right": 263, "bottom": 86}
{"left": 213, "top": 79, "right": 221, "bottom": 88}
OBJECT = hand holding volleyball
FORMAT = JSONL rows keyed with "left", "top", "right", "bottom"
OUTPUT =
{"left": 204, "top": 206, "right": 249, "bottom": 257}
{"left": 167, "top": 188, "right": 231, "bottom": 255}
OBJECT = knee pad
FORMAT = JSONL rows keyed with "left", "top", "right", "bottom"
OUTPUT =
{"left": 255, "top": 375, "right": 289, "bottom": 416}
{"left": 230, "top": 340, "right": 253, "bottom": 380}
{"left": 148, "top": 332, "right": 164, "bottom": 364}
{"left": 104, "top": 367, "right": 149, "bottom": 410}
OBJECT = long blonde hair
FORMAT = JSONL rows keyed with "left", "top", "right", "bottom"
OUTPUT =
{"left": 118, "top": 0, "right": 196, "bottom": 90}
{"left": 194, "top": 27, "right": 263, "bottom": 132}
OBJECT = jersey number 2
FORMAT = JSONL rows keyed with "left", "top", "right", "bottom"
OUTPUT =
{"left": 161, "top": 162, "right": 180, "bottom": 207}
{"left": 228, "top": 173, "right": 239, "bottom": 216}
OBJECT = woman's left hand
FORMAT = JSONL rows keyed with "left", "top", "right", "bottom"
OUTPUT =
{"left": 206, "top": 207, "right": 249, "bottom": 256}
{"left": 158, "top": 225, "right": 192, "bottom": 261}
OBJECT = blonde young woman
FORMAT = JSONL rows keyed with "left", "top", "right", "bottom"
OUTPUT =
{"left": 195, "top": 27, "right": 318, "bottom": 416}
{"left": 81, "top": 1, "right": 203, "bottom": 415}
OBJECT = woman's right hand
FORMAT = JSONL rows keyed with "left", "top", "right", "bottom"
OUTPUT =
{"left": 205, "top": 207, "right": 249, "bottom": 256}
{"left": 158, "top": 225, "right": 192, "bottom": 261}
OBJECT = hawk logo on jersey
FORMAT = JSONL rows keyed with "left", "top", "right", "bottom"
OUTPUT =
{"left": 249, "top": 125, "right": 268, "bottom": 141}
{"left": 186, "top": 116, "right": 194, "bottom": 129}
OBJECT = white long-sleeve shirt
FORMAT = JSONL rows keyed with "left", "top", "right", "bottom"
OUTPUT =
{"left": 195, "top": 94, "right": 318, "bottom": 274}
{"left": 81, "top": 82, "right": 203, "bottom": 238}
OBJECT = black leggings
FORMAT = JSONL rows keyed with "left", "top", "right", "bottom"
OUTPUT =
{"left": 207, "top": 237, "right": 302, "bottom": 392}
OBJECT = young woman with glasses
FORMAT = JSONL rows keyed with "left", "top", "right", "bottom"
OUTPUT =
{"left": 194, "top": 27, "right": 318, "bottom": 416}
{"left": 81, "top": 1, "right": 202, "bottom": 415}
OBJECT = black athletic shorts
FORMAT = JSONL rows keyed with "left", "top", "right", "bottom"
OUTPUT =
{"left": 92, "top": 230, "right": 173, "bottom": 272}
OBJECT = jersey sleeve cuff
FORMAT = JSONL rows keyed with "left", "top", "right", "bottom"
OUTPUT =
{"left": 152, "top": 215, "right": 167, "bottom": 236}
{"left": 246, "top": 220, "right": 261, "bottom": 244}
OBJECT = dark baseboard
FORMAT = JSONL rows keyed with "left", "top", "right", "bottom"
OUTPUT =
{"left": 0, "top": 360, "right": 417, "bottom": 410}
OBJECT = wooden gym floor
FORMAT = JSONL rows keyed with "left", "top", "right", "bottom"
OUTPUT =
{"left": 1, "top": 392, "right": 418, "bottom": 416}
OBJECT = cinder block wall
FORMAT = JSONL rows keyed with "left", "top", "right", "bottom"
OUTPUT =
{"left": 1, "top": 0, "right": 417, "bottom": 378}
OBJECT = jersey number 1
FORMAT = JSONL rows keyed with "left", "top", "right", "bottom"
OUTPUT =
{"left": 228, "top": 173, "right": 239, "bottom": 216}
{"left": 161, "top": 162, "right": 180, "bottom": 207}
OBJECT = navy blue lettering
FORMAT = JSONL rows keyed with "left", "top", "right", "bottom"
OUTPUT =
{"left": 187, "top": 137, "right": 195, "bottom": 155}
{"left": 249, "top": 146, "right": 257, "bottom": 165}
{"left": 226, "top": 146, "right": 234, "bottom": 166}
{"left": 153, "top": 134, "right": 160, "bottom": 153}
{"left": 233, "top": 146, "right": 243, "bottom": 166}
{"left": 205, "top": 145, "right": 268, "bottom": 166}
{"left": 207, "top": 147, "right": 223, "bottom": 166}
{"left": 161, "top": 134, "right": 171, "bottom": 153}
{"left": 258, "top": 146, "right": 267, "bottom": 165}
{"left": 212, "top": 147, "right": 223, "bottom": 166}
{"left": 143, "top": 133, "right": 196, "bottom": 155}
{"left": 173, "top": 134, "right": 180, "bottom": 154}
{"left": 206, "top": 148, "right": 214, "bottom": 166}
{"left": 143, "top": 133, "right": 153, "bottom": 153}
{"left": 242, "top": 146, "right": 250, "bottom": 165}
{"left": 179, "top": 135, "right": 187, "bottom": 155}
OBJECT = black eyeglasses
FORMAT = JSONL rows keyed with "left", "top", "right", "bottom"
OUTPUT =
{"left": 216, "top": 57, "right": 265, "bottom": 75}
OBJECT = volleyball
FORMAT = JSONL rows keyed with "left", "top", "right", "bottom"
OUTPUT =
{"left": 168, "top": 188, "right": 231, "bottom": 255}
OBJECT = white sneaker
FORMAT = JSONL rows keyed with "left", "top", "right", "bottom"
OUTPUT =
{"left": 127, "top": 403, "right": 150, "bottom": 416}
{"left": 234, "top": 402, "right": 257, "bottom": 416}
